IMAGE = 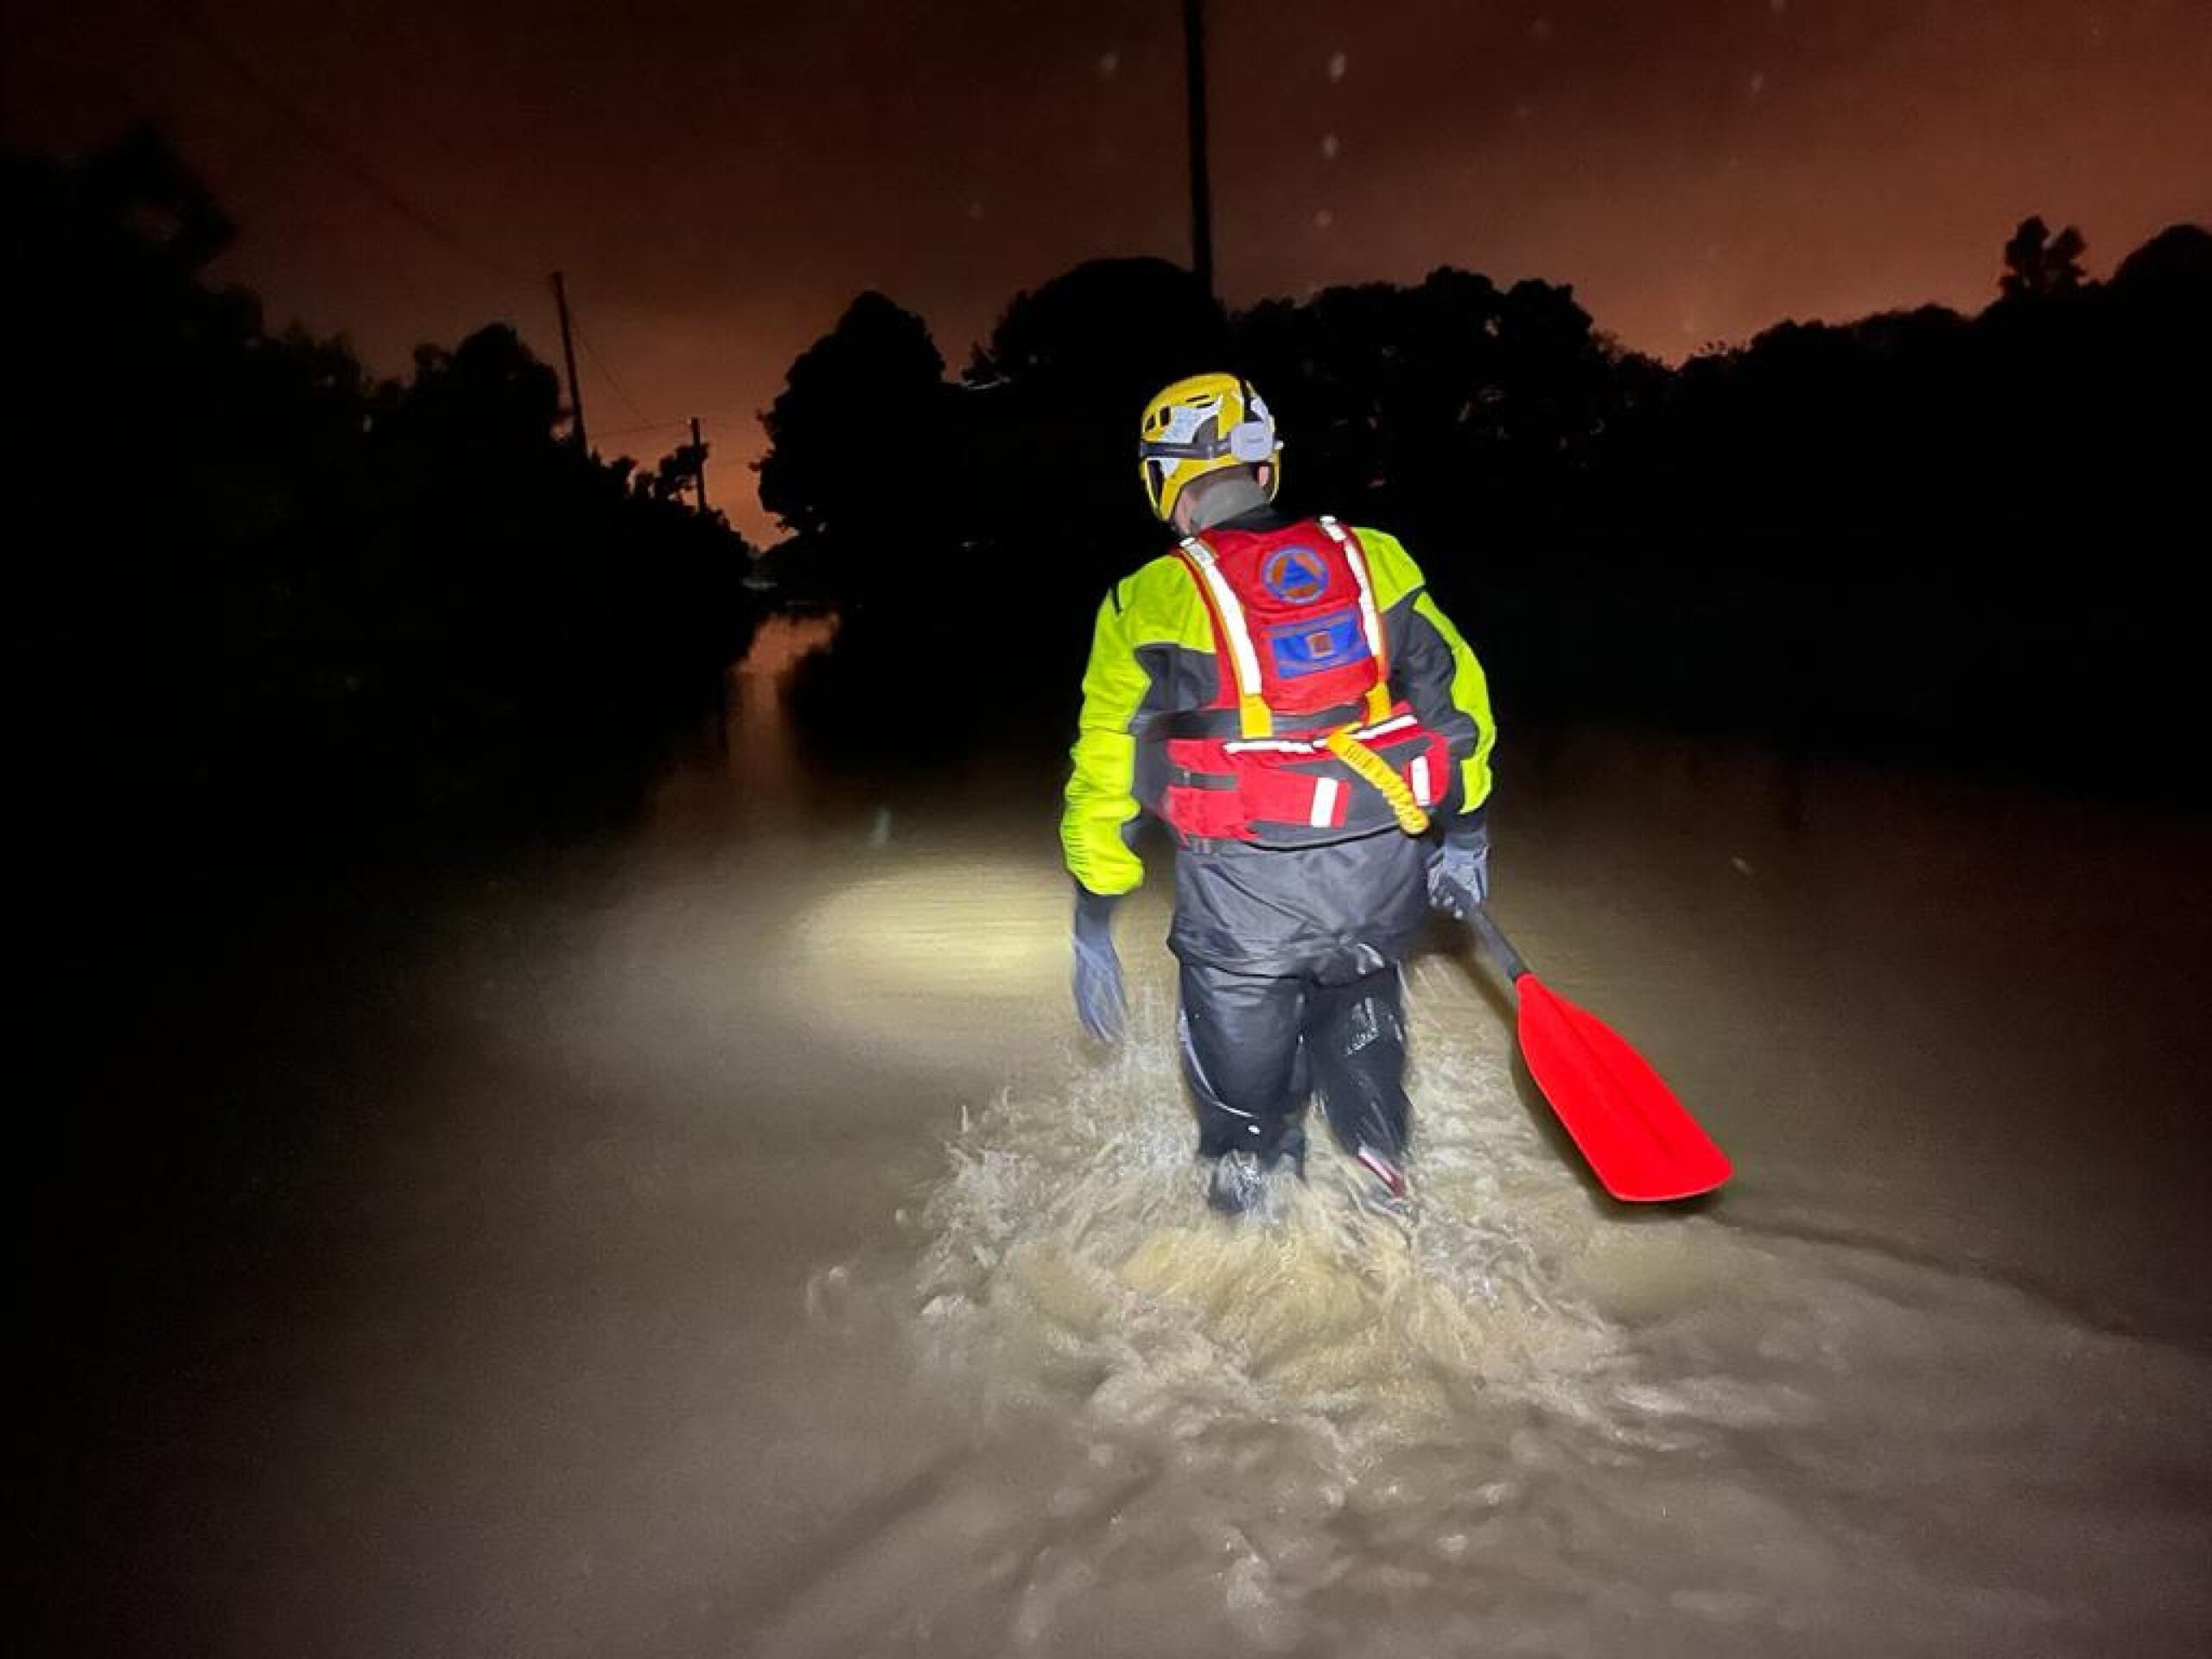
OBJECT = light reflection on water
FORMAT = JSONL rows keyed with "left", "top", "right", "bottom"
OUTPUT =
{"left": 572, "top": 636, "right": 2212, "bottom": 1656}
{"left": 66, "top": 623, "right": 2212, "bottom": 1659}
{"left": 629, "top": 635, "right": 2212, "bottom": 1657}
{"left": 738, "top": 886, "right": 2212, "bottom": 1659}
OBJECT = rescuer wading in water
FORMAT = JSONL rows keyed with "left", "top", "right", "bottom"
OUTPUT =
{"left": 1060, "top": 372, "right": 1498, "bottom": 1214}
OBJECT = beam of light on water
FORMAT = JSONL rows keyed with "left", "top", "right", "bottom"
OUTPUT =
{"left": 761, "top": 956, "right": 1727, "bottom": 1656}
{"left": 778, "top": 859, "right": 1077, "bottom": 1074}
{"left": 567, "top": 731, "right": 2212, "bottom": 1658}
{"left": 752, "top": 938, "right": 2212, "bottom": 1658}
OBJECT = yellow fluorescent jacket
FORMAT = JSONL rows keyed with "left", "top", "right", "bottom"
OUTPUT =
{"left": 1059, "top": 524, "right": 1497, "bottom": 896}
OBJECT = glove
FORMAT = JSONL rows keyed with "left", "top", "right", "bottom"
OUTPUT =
{"left": 1426, "top": 810, "right": 1491, "bottom": 920}
{"left": 1071, "top": 885, "right": 1127, "bottom": 1046}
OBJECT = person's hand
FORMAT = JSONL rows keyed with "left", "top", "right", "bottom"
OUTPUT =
{"left": 1426, "top": 811, "right": 1491, "bottom": 920}
{"left": 1071, "top": 886, "right": 1127, "bottom": 1045}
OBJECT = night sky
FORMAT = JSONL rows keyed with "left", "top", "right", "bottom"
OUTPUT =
{"left": 10, "top": 0, "right": 2209, "bottom": 542}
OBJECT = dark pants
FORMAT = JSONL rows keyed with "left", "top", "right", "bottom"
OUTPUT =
{"left": 1175, "top": 955, "right": 1411, "bottom": 1169}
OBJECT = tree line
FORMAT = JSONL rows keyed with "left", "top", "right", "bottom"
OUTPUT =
{"left": 10, "top": 117, "right": 2202, "bottom": 901}
{"left": 759, "top": 218, "right": 2210, "bottom": 801}
{"left": 4, "top": 130, "right": 767, "bottom": 887}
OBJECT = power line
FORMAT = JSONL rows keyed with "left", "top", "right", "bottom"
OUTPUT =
{"left": 158, "top": 6, "right": 533, "bottom": 295}
{"left": 596, "top": 408, "right": 757, "bottom": 442}
{"left": 594, "top": 417, "right": 695, "bottom": 440}
{"left": 162, "top": 8, "right": 677, "bottom": 451}
{"left": 573, "top": 320, "right": 649, "bottom": 424}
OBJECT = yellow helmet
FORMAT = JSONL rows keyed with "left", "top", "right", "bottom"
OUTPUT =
{"left": 1137, "top": 372, "right": 1283, "bottom": 522}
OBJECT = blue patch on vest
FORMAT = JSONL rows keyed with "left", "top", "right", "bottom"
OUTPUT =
{"left": 1266, "top": 607, "right": 1367, "bottom": 678}
{"left": 1262, "top": 546, "right": 1329, "bottom": 604}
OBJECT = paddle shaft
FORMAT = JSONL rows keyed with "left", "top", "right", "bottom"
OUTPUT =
{"left": 1463, "top": 905, "right": 1530, "bottom": 996}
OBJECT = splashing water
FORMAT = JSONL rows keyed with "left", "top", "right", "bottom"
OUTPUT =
{"left": 556, "top": 750, "right": 2212, "bottom": 1658}
{"left": 765, "top": 963, "right": 1794, "bottom": 1656}
{"left": 53, "top": 644, "right": 2212, "bottom": 1659}
{"left": 909, "top": 969, "right": 1630, "bottom": 1452}
{"left": 760, "top": 933, "right": 2212, "bottom": 1659}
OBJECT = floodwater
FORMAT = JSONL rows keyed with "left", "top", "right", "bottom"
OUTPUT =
{"left": 33, "top": 613, "right": 2212, "bottom": 1658}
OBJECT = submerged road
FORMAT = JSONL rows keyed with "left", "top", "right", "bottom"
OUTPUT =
{"left": 28, "top": 627, "right": 2212, "bottom": 1657}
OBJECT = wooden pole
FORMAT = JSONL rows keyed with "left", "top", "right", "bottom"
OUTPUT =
{"left": 1182, "top": 0, "right": 1214, "bottom": 301}
{"left": 550, "top": 270, "right": 588, "bottom": 452}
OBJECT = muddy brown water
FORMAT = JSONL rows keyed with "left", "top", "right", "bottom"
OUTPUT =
{"left": 31, "top": 615, "right": 2212, "bottom": 1657}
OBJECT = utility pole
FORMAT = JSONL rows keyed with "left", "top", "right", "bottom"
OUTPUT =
{"left": 549, "top": 270, "right": 588, "bottom": 453}
{"left": 690, "top": 416, "right": 709, "bottom": 511}
{"left": 1182, "top": 0, "right": 1215, "bottom": 301}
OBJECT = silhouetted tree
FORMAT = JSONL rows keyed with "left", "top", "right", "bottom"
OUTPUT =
{"left": 1999, "top": 215, "right": 2088, "bottom": 300}
{"left": 969, "top": 256, "right": 1230, "bottom": 401}
{"left": 1233, "top": 269, "right": 1624, "bottom": 545}
{"left": 641, "top": 438, "right": 709, "bottom": 504}
{"left": 4, "top": 130, "right": 766, "bottom": 878}
{"left": 961, "top": 257, "right": 1231, "bottom": 583}
{"left": 756, "top": 290, "right": 954, "bottom": 601}
{"left": 2109, "top": 223, "right": 2212, "bottom": 325}
{"left": 753, "top": 211, "right": 2208, "bottom": 798}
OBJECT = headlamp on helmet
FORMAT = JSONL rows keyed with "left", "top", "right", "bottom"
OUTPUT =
{"left": 1137, "top": 372, "right": 1283, "bottom": 522}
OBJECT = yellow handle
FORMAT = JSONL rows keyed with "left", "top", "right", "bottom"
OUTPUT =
{"left": 1323, "top": 727, "right": 1431, "bottom": 836}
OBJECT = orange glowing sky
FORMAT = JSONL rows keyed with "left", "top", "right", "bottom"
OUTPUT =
{"left": 10, "top": 0, "right": 2209, "bottom": 543}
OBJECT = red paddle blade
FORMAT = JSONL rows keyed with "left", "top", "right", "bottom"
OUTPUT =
{"left": 1514, "top": 975, "right": 1732, "bottom": 1202}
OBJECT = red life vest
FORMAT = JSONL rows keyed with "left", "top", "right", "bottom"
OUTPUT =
{"left": 1160, "top": 517, "right": 1450, "bottom": 847}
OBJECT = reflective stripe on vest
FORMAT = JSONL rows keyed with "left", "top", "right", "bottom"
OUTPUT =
{"left": 1159, "top": 706, "right": 1449, "bottom": 845}
{"left": 1308, "top": 777, "right": 1342, "bottom": 828}
{"left": 1178, "top": 516, "right": 1392, "bottom": 740}
{"left": 1221, "top": 709, "right": 1422, "bottom": 755}
{"left": 1316, "top": 517, "right": 1394, "bottom": 728}
{"left": 1175, "top": 535, "right": 1274, "bottom": 739}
